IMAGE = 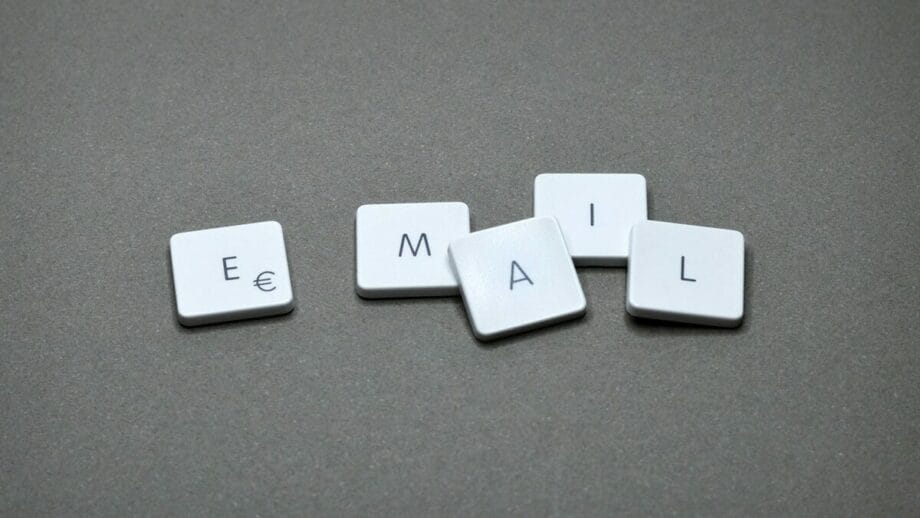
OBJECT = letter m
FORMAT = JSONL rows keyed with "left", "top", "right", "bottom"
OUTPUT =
{"left": 398, "top": 233, "right": 431, "bottom": 257}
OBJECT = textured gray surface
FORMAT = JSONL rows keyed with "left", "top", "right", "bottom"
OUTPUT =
{"left": 1, "top": 1, "right": 919, "bottom": 515}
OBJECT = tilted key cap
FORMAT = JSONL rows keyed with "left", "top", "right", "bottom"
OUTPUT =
{"left": 448, "top": 217, "right": 587, "bottom": 340}
{"left": 626, "top": 220, "right": 744, "bottom": 327}
{"left": 169, "top": 221, "right": 295, "bottom": 326}
{"left": 534, "top": 173, "right": 647, "bottom": 266}
{"left": 355, "top": 202, "right": 470, "bottom": 298}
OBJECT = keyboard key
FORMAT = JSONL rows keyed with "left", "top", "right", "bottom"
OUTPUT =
{"left": 448, "top": 217, "right": 586, "bottom": 340}
{"left": 355, "top": 202, "right": 470, "bottom": 298}
{"left": 534, "top": 173, "right": 647, "bottom": 266}
{"left": 626, "top": 221, "right": 744, "bottom": 327}
{"left": 169, "top": 221, "right": 295, "bottom": 326}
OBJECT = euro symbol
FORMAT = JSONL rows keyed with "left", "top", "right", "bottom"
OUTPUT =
{"left": 253, "top": 271, "right": 276, "bottom": 292}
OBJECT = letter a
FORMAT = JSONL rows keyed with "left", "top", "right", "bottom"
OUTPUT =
{"left": 509, "top": 260, "right": 534, "bottom": 290}
{"left": 399, "top": 233, "right": 431, "bottom": 257}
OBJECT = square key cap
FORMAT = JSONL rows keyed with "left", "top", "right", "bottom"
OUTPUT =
{"left": 169, "top": 221, "right": 295, "bottom": 326}
{"left": 448, "top": 217, "right": 587, "bottom": 340}
{"left": 534, "top": 173, "right": 647, "bottom": 266}
{"left": 355, "top": 202, "right": 470, "bottom": 298}
{"left": 627, "top": 220, "right": 745, "bottom": 327}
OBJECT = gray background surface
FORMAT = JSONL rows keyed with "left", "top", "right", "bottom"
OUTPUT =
{"left": 1, "top": 1, "right": 918, "bottom": 515}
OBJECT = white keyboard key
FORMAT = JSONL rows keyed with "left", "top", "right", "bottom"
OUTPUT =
{"left": 533, "top": 173, "right": 647, "bottom": 266}
{"left": 169, "top": 221, "right": 295, "bottom": 326}
{"left": 626, "top": 221, "right": 744, "bottom": 327}
{"left": 448, "top": 217, "right": 587, "bottom": 340}
{"left": 355, "top": 202, "right": 470, "bottom": 298}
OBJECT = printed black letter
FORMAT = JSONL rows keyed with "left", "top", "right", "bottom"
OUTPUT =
{"left": 222, "top": 256, "right": 239, "bottom": 281}
{"left": 398, "top": 233, "right": 431, "bottom": 257}
{"left": 680, "top": 255, "right": 696, "bottom": 282}
{"left": 509, "top": 260, "right": 534, "bottom": 290}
